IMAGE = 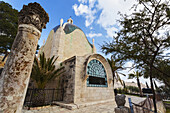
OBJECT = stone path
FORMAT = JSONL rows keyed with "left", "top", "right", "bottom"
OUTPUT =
{"left": 22, "top": 95, "right": 146, "bottom": 113}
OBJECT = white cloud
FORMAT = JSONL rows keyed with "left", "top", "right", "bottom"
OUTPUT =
{"left": 105, "top": 27, "right": 118, "bottom": 38}
{"left": 97, "top": 0, "right": 136, "bottom": 27}
{"left": 78, "top": 0, "right": 88, "bottom": 3}
{"left": 73, "top": 0, "right": 138, "bottom": 37}
{"left": 86, "top": 32, "right": 102, "bottom": 38}
{"left": 90, "top": 27, "right": 93, "bottom": 29}
{"left": 72, "top": 4, "right": 89, "bottom": 16}
{"left": 72, "top": 2, "right": 96, "bottom": 27}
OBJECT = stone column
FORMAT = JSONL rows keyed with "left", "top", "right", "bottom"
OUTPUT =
{"left": 0, "top": 3, "right": 49, "bottom": 113}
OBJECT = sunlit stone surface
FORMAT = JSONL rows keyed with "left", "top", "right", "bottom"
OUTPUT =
{"left": 0, "top": 3, "right": 49, "bottom": 113}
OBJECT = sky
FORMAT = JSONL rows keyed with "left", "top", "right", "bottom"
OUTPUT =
{"left": 2, "top": 0, "right": 164, "bottom": 86}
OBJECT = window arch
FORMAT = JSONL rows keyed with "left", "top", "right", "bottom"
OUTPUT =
{"left": 86, "top": 59, "right": 108, "bottom": 87}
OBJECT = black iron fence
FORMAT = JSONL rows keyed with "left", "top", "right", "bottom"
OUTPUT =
{"left": 24, "top": 88, "right": 64, "bottom": 108}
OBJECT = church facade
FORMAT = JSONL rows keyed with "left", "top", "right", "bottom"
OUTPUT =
{"left": 39, "top": 18, "right": 115, "bottom": 104}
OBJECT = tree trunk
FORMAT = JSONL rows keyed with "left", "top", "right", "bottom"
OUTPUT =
{"left": 150, "top": 65, "right": 157, "bottom": 113}
{"left": 112, "top": 72, "right": 115, "bottom": 87}
{"left": 137, "top": 77, "right": 143, "bottom": 96}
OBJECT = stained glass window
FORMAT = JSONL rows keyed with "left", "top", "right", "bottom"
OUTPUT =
{"left": 86, "top": 59, "right": 108, "bottom": 87}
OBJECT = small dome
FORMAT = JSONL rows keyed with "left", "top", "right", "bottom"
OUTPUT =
{"left": 52, "top": 19, "right": 93, "bottom": 48}
{"left": 63, "top": 23, "right": 81, "bottom": 34}
{"left": 67, "top": 17, "right": 73, "bottom": 24}
{"left": 53, "top": 22, "right": 82, "bottom": 34}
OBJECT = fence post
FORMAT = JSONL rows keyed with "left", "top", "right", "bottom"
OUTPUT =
{"left": 51, "top": 88, "right": 55, "bottom": 104}
{"left": 28, "top": 89, "right": 34, "bottom": 110}
{"left": 62, "top": 88, "right": 64, "bottom": 101}
{"left": 128, "top": 98, "right": 134, "bottom": 113}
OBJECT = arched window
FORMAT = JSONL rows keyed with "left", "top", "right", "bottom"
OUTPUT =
{"left": 86, "top": 59, "right": 108, "bottom": 87}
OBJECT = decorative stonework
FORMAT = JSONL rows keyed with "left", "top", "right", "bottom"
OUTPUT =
{"left": 19, "top": 2, "right": 49, "bottom": 32}
{"left": 19, "top": 24, "right": 41, "bottom": 37}
{"left": 86, "top": 59, "right": 108, "bottom": 87}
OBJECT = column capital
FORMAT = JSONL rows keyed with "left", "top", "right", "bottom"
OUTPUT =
{"left": 18, "top": 2, "right": 49, "bottom": 32}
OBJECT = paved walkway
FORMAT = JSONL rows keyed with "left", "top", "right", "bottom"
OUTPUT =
{"left": 22, "top": 95, "right": 146, "bottom": 113}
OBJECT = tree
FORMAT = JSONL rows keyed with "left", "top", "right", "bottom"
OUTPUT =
{"left": 0, "top": 1, "right": 18, "bottom": 61}
{"left": 158, "top": 85, "right": 170, "bottom": 99}
{"left": 144, "top": 60, "right": 170, "bottom": 87}
{"left": 146, "top": 82, "right": 149, "bottom": 88}
{"left": 31, "top": 52, "right": 65, "bottom": 89}
{"left": 128, "top": 71, "right": 143, "bottom": 96}
{"left": 101, "top": 0, "right": 170, "bottom": 112}
{"left": 107, "top": 56, "right": 126, "bottom": 86}
{"left": 154, "top": 80, "right": 158, "bottom": 89}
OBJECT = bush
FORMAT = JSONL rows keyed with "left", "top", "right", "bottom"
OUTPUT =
{"left": 126, "top": 86, "right": 139, "bottom": 93}
{"left": 117, "top": 88, "right": 128, "bottom": 94}
{"left": 116, "top": 86, "right": 139, "bottom": 94}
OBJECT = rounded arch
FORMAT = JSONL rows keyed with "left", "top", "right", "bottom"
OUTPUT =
{"left": 85, "top": 54, "right": 113, "bottom": 87}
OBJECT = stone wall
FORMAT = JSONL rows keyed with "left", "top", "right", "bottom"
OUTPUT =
{"left": 63, "top": 29, "right": 93, "bottom": 62}
{"left": 114, "top": 81, "right": 146, "bottom": 89}
{"left": 74, "top": 54, "right": 114, "bottom": 104}
{"left": 46, "top": 54, "right": 115, "bottom": 104}
{"left": 62, "top": 56, "right": 76, "bottom": 103}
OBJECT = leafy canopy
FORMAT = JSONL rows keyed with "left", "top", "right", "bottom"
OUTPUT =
{"left": 128, "top": 71, "right": 142, "bottom": 79}
{"left": 101, "top": 0, "right": 170, "bottom": 70}
{"left": 107, "top": 57, "right": 126, "bottom": 85}
{"left": 128, "top": 71, "right": 143, "bottom": 96}
{"left": 31, "top": 53, "right": 65, "bottom": 89}
{"left": 144, "top": 59, "right": 170, "bottom": 87}
{"left": 0, "top": 1, "right": 18, "bottom": 55}
{"left": 101, "top": 1, "right": 170, "bottom": 111}
{"left": 107, "top": 57, "right": 124, "bottom": 74}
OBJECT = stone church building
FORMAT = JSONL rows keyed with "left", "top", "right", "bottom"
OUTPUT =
{"left": 38, "top": 18, "right": 114, "bottom": 105}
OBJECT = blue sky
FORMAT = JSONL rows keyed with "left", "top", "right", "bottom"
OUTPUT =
{"left": 3, "top": 0, "right": 162, "bottom": 86}
{"left": 3, "top": 0, "right": 137, "bottom": 54}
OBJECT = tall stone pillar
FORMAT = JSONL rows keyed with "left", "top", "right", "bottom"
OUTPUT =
{"left": 0, "top": 3, "right": 49, "bottom": 113}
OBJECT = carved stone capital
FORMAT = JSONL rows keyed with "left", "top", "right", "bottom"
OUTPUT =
{"left": 19, "top": 2, "right": 49, "bottom": 32}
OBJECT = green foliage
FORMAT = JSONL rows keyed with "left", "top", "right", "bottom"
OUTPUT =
{"left": 128, "top": 71, "right": 142, "bottom": 79}
{"left": 107, "top": 56, "right": 126, "bottom": 86}
{"left": 101, "top": 0, "right": 170, "bottom": 71}
{"left": 144, "top": 60, "right": 170, "bottom": 87}
{"left": 101, "top": 1, "right": 169, "bottom": 110}
{"left": 31, "top": 52, "right": 65, "bottom": 89}
{"left": 157, "top": 85, "right": 170, "bottom": 96}
{"left": 0, "top": 1, "right": 18, "bottom": 56}
{"left": 128, "top": 71, "right": 143, "bottom": 96}
{"left": 117, "top": 88, "right": 128, "bottom": 94}
{"left": 126, "top": 86, "right": 139, "bottom": 93}
{"left": 107, "top": 56, "right": 124, "bottom": 74}
{"left": 117, "top": 86, "right": 139, "bottom": 95}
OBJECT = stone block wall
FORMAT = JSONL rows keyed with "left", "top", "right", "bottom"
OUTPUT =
{"left": 38, "top": 30, "right": 54, "bottom": 58}
{"left": 63, "top": 29, "right": 93, "bottom": 62}
{"left": 74, "top": 54, "right": 115, "bottom": 104}
{"left": 61, "top": 56, "right": 76, "bottom": 103}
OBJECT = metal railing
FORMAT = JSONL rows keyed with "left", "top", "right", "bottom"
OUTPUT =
{"left": 24, "top": 88, "right": 64, "bottom": 109}
{"left": 128, "top": 97, "right": 154, "bottom": 113}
